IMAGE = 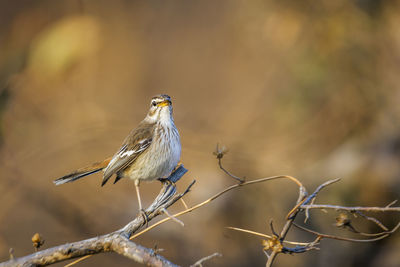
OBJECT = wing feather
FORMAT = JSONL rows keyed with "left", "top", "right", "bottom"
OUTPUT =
{"left": 101, "top": 121, "right": 154, "bottom": 186}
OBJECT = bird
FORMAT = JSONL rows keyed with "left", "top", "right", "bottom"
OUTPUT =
{"left": 54, "top": 94, "right": 181, "bottom": 212}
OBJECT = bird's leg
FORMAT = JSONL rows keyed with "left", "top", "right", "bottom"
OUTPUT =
{"left": 135, "top": 180, "right": 148, "bottom": 225}
{"left": 134, "top": 180, "right": 143, "bottom": 211}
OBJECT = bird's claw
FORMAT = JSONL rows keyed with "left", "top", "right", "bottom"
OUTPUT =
{"left": 139, "top": 208, "right": 149, "bottom": 227}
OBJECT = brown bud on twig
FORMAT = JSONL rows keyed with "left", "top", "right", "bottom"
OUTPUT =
{"left": 31, "top": 233, "right": 44, "bottom": 251}
{"left": 213, "top": 143, "right": 229, "bottom": 159}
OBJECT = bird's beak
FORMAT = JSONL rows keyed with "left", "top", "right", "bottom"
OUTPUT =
{"left": 157, "top": 100, "right": 171, "bottom": 107}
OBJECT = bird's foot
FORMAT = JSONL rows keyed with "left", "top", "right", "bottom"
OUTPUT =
{"left": 139, "top": 208, "right": 149, "bottom": 227}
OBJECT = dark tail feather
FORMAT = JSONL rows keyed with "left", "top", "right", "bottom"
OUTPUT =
{"left": 101, "top": 172, "right": 121, "bottom": 186}
{"left": 53, "top": 168, "right": 103, "bottom": 185}
{"left": 53, "top": 158, "right": 112, "bottom": 186}
{"left": 113, "top": 174, "right": 123, "bottom": 185}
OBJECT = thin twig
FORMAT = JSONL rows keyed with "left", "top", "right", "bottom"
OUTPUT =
{"left": 161, "top": 208, "right": 185, "bottom": 227}
{"left": 226, "top": 227, "right": 310, "bottom": 246}
{"left": 190, "top": 252, "right": 222, "bottom": 267}
{"left": 354, "top": 211, "right": 388, "bottom": 231}
{"left": 269, "top": 220, "right": 279, "bottom": 238}
{"left": 218, "top": 157, "right": 245, "bottom": 183}
{"left": 180, "top": 198, "right": 189, "bottom": 210}
{"left": 214, "top": 143, "right": 245, "bottom": 183}
{"left": 301, "top": 204, "right": 400, "bottom": 212}
{"left": 64, "top": 256, "right": 91, "bottom": 267}
{"left": 292, "top": 222, "right": 400, "bottom": 243}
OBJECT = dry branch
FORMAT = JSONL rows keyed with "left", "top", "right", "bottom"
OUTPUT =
{"left": 0, "top": 165, "right": 189, "bottom": 267}
{"left": 2, "top": 147, "right": 400, "bottom": 267}
{"left": 292, "top": 222, "right": 400, "bottom": 243}
{"left": 300, "top": 204, "right": 400, "bottom": 212}
{"left": 226, "top": 174, "right": 400, "bottom": 267}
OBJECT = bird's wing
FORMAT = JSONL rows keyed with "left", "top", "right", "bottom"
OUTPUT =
{"left": 102, "top": 122, "right": 154, "bottom": 186}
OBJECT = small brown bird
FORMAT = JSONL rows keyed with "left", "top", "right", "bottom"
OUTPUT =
{"left": 54, "top": 94, "right": 181, "bottom": 211}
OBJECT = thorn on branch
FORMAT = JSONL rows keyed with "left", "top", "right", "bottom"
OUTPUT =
{"left": 386, "top": 199, "right": 398, "bottom": 208}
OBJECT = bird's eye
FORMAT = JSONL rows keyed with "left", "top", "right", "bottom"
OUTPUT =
{"left": 152, "top": 101, "right": 157, "bottom": 107}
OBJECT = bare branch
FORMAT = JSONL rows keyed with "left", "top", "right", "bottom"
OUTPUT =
{"left": 3, "top": 146, "right": 399, "bottom": 267}
{"left": 292, "top": 222, "right": 400, "bottom": 243}
{"left": 13, "top": 165, "right": 301, "bottom": 267}
{"left": 0, "top": 166, "right": 189, "bottom": 267}
{"left": 300, "top": 204, "right": 400, "bottom": 212}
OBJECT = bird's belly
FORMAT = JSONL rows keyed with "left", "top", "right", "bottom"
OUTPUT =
{"left": 123, "top": 136, "right": 180, "bottom": 182}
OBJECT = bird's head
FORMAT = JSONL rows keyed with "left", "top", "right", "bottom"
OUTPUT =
{"left": 146, "top": 94, "right": 174, "bottom": 123}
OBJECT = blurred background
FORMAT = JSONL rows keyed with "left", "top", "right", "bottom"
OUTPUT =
{"left": 1, "top": 0, "right": 400, "bottom": 266}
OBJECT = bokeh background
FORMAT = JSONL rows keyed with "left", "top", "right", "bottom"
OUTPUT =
{"left": 1, "top": 0, "right": 400, "bottom": 266}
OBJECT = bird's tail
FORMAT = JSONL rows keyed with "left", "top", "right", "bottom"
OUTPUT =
{"left": 53, "top": 158, "right": 112, "bottom": 185}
